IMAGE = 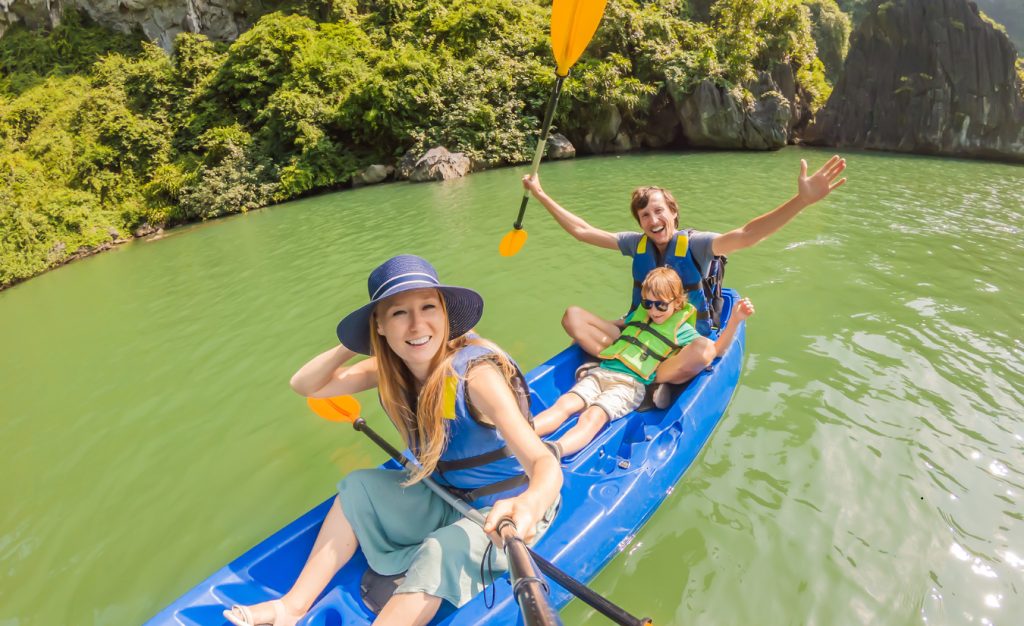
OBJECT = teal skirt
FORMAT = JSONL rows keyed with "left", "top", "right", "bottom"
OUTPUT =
{"left": 337, "top": 468, "right": 558, "bottom": 608}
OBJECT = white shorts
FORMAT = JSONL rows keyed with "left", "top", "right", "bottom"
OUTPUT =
{"left": 569, "top": 367, "right": 646, "bottom": 422}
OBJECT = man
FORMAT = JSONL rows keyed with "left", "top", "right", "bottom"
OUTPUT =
{"left": 521, "top": 155, "right": 847, "bottom": 387}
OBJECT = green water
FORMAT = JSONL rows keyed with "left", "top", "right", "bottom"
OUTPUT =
{"left": 1, "top": 148, "right": 1022, "bottom": 626}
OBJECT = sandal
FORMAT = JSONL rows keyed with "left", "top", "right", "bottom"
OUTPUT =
{"left": 223, "top": 599, "right": 293, "bottom": 626}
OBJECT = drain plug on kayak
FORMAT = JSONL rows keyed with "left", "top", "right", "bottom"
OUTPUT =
{"left": 619, "top": 460, "right": 630, "bottom": 469}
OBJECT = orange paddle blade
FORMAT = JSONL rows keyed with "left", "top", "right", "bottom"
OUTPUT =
{"left": 551, "top": 0, "right": 608, "bottom": 77}
{"left": 499, "top": 229, "right": 528, "bottom": 257}
{"left": 308, "top": 396, "right": 361, "bottom": 422}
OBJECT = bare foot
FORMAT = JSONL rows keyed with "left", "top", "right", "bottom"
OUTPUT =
{"left": 224, "top": 599, "right": 302, "bottom": 626}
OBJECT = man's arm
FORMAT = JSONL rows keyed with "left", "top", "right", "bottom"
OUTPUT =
{"left": 522, "top": 174, "right": 619, "bottom": 250}
{"left": 712, "top": 156, "right": 847, "bottom": 256}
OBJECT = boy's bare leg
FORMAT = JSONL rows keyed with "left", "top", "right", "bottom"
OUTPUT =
{"left": 534, "top": 393, "right": 587, "bottom": 436}
{"left": 654, "top": 338, "right": 716, "bottom": 385}
{"left": 561, "top": 306, "right": 622, "bottom": 356}
{"left": 555, "top": 405, "right": 611, "bottom": 457}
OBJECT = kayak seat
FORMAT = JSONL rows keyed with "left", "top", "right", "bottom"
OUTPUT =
{"left": 360, "top": 569, "right": 407, "bottom": 615}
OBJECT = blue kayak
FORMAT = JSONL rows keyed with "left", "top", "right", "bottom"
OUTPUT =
{"left": 144, "top": 289, "right": 745, "bottom": 626}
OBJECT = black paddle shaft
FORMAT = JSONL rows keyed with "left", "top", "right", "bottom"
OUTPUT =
{"left": 514, "top": 74, "right": 567, "bottom": 231}
{"left": 498, "top": 519, "right": 564, "bottom": 626}
{"left": 350, "top": 418, "right": 651, "bottom": 626}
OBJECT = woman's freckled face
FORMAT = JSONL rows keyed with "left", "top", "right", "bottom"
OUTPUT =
{"left": 376, "top": 289, "right": 446, "bottom": 368}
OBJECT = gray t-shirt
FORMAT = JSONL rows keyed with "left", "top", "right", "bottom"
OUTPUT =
{"left": 615, "top": 230, "right": 719, "bottom": 277}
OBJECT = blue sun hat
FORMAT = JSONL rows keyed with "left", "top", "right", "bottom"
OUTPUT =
{"left": 337, "top": 255, "right": 484, "bottom": 355}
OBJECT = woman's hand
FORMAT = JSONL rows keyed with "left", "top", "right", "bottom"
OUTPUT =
{"left": 522, "top": 174, "right": 544, "bottom": 197}
{"left": 483, "top": 494, "right": 545, "bottom": 547}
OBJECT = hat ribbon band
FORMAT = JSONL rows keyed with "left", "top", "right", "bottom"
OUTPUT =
{"left": 372, "top": 272, "right": 440, "bottom": 300}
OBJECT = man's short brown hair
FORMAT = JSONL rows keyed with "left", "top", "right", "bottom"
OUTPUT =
{"left": 630, "top": 186, "right": 679, "bottom": 228}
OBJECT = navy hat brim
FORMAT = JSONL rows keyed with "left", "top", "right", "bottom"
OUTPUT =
{"left": 336, "top": 285, "right": 484, "bottom": 355}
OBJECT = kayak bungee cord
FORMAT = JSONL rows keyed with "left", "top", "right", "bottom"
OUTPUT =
{"left": 308, "top": 395, "right": 653, "bottom": 626}
{"left": 499, "top": 0, "right": 609, "bottom": 258}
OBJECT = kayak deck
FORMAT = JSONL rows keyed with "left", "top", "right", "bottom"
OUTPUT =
{"left": 144, "top": 289, "right": 744, "bottom": 626}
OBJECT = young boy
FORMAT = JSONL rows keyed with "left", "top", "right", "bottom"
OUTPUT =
{"left": 534, "top": 267, "right": 754, "bottom": 458}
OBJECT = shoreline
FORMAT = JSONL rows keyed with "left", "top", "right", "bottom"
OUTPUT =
{"left": 3, "top": 144, "right": 1022, "bottom": 295}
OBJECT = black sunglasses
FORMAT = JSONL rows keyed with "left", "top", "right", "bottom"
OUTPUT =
{"left": 641, "top": 299, "right": 671, "bottom": 312}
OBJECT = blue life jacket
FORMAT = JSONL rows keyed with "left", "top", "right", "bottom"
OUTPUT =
{"left": 630, "top": 230, "right": 713, "bottom": 336}
{"left": 386, "top": 340, "right": 534, "bottom": 509}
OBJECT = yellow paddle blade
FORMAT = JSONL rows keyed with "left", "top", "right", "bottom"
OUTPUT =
{"left": 499, "top": 229, "right": 528, "bottom": 257}
{"left": 308, "top": 396, "right": 361, "bottom": 423}
{"left": 551, "top": 0, "right": 608, "bottom": 77}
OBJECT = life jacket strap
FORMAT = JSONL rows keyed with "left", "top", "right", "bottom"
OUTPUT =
{"left": 695, "top": 310, "right": 710, "bottom": 320}
{"left": 617, "top": 334, "right": 670, "bottom": 363}
{"left": 683, "top": 281, "right": 701, "bottom": 292}
{"left": 623, "top": 320, "right": 679, "bottom": 351}
{"left": 450, "top": 473, "right": 530, "bottom": 503}
{"left": 435, "top": 446, "right": 513, "bottom": 473}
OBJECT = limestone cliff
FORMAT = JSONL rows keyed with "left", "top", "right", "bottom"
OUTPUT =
{"left": 0, "top": 0, "right": 275, "bottom": 51}
{"left": 805, "top": 0, "right": 1024, "bottom": 161}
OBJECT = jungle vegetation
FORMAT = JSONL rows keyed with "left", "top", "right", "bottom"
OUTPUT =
{"left": 0, "top": 0, "right": 843, "bottom": 288}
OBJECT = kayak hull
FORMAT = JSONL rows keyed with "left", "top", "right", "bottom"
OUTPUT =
{"left": 144, "top": 289, "right": 745, "bottom": 626}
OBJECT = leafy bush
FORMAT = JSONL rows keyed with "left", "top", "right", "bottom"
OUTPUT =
{"left": 0, "top": 0, "right": 830, "bottom": 288}
{"left": 0, "top": 10, "right": 146, "bottom": 97}
{"left": 802, "top": 0, "right": 851, "bottom": 79}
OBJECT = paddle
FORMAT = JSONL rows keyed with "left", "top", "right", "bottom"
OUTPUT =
{"left": 499, "top": 0, "right": 609, "bottom": 257}
{"left": 309, "top": 396, "right": 652, "bottom": 626}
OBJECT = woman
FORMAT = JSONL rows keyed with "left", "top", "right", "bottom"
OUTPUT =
{"left": 224, "top": 255, "right": 563, "bottom": 626}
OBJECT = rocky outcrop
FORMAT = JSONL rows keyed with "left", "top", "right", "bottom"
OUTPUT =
{"left": 671, "top": 72, "right": 793, "bottom": 150}
{"left": 408, "top": 147, "right": 470, "bottom": 183}
{"left": 545, "top": 133, "right": 575, "bottom": 159}
{"left": 351, "top": 164, "right": 390, "bottom": 187}
{"left": 0, "top": 0, "right": 273, "bottom": 52}
{"left": 804, "top": 0, "right": 1024, "bottom": 161}
{"left": 395, "top": 149, "right": 419, "bottom": 181}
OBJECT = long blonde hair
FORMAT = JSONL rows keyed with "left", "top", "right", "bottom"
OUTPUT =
{"left": 369, "top": 293, "right": 520, "bottom": 485}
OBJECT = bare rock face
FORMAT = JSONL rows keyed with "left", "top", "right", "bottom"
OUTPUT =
{"left": 546, "top": 133, "right": 575, "bottom": 159}
{"left": 674, "top": 80, "right": 745, "bottom": 149}
{"left": 804, "top": 0, "right": 1024, "bottom": 161}
{"left": 632, "top": 91, "right": 681, "bottom": 149}
{"left": 352, "top": 164, "right": 389, "bottom": 187}
{"left": 581, "top": 103, "right": 623, "bottom": 154}
{"left": 0, "top": 0, "right": 270, "bottom": 52}
{"left": 672, "top": 72, "right": 792, "bottom": 150}
{"left": 395, "top": 149, "right": 420, "bottom": 181}
{"left": 408, "top": 147, "right": 470, "bottom": 183}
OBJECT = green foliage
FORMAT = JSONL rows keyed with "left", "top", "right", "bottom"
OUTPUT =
{"left": 974, "top": 0, "right": 1023, "bottom": 55}
{"left": 979, "top": 11, "right": 1007, "bottom": 36}
{"left": 802, "top": 0, "right": 850, "bottom": 79}
{"left": 0, "top": 10, "right": 147, "bottom": 96}
{"left": 0, "top": 0, "right": 830, "bottom": 288}
{"left": 1016, "top": 58, "right": 1024, "bottom": 98}
{"left": 834, "top": 0, "right": 869, "bottom": 28}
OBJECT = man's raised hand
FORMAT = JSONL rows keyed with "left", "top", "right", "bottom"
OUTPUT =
{"left": 798, "top": 155, "right": 847, "bottom": 205}
{"left": 522, "top": 173, "right": 544, "bottom": 197}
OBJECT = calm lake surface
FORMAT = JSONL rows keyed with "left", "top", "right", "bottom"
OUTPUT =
{"left": 1, "top": 148, "right": 1022, "bottom": 626}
